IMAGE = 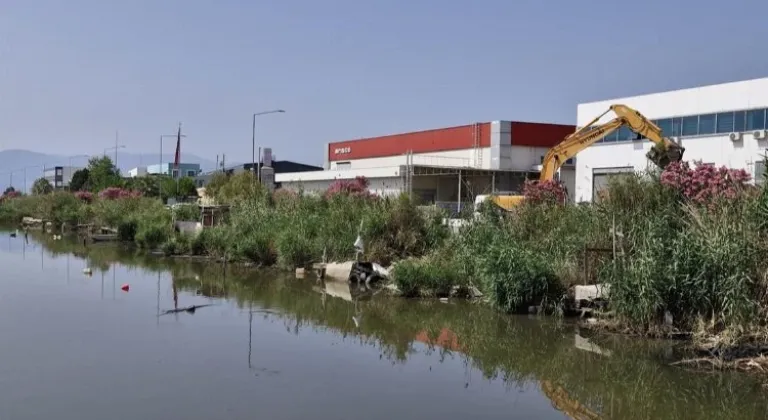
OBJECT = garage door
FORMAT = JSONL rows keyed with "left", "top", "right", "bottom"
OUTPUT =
{"left": 592, "top": 167, "right": 634, "bottom": 201}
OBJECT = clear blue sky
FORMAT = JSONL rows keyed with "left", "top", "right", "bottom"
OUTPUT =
{"left": 2, "top": 0, "right": 766, "bottom": 166}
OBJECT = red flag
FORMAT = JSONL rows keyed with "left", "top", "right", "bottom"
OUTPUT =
{"left": 173, "top": 124, "right": 181, "bottom": 176}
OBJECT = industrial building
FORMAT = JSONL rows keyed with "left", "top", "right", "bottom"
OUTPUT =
{"left": 575, "top": 77, "right": 768, "bottom": 202}
{"left": 127, "top": 162, "right": 202, "bottom": 178}
{"left": 43, "top": 166, "right": 83, "bottom": 189}
{"left": 275, "top": 120, "right": 575, "bottom": 212}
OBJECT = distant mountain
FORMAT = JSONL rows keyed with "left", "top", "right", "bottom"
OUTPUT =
{"left": 0, "top": 149, "right": 217, "bottom": 192}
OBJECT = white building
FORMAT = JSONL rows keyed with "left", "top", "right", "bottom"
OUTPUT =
{"left": 128, "top": 167, "right": 148, "bottom": 177}
{"left": 275, "top": 120, "right": 576, "bottom": 213}
{"left": 575, "top": 77, "right": 768, "bottom": 202}
{"left": 43, "top": 166, "right": 83, "bottom": 189}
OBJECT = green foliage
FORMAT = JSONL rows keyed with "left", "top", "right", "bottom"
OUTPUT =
{"left": 86, "top": 156, "right": 121, "bottom": 191}
{"left": 31, "top": 178, "right": 53, "bottom": 195}
{"left": 206, "top": 171, "right": 265, "bottom": 204}
{"left": 177, "top": 177, "right": 198, "bottom": 198}
{"left": 69, "top": 168, "right": 90, "bottom": 191}
{"left": 392, "top": 253, "right": 462, "bottom": 298}
{"left": 123, "top": 175, "right": 162, "bottom": 198}
{"left": 172, "top": 203, "right": 199, "bottom": 221}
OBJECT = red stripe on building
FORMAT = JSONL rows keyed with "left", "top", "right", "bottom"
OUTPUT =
{"left": 510, "top": 122, "right": 574, "bottom": 147}
{"left": 328, "top": 123, "right": 491, "bottom": 162}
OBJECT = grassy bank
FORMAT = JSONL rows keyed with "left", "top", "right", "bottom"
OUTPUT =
{"left": 392, "top": 161, "right": 768, "bottom": 357}
{"left": 0, "top": 173, "right": 450, "bottom": 269}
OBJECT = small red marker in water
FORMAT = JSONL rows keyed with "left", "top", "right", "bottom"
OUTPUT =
{"left": 120, "top": 284, "right": 130, "bottom": 292}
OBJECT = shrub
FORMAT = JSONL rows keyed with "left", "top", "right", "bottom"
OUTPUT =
{"left": 660, "top": 161, "right": 752, "bottom": 205}
{"left": 75, "top": 191, "right": 93, "bottom": 203}
{"left": 98, "top": 187, "right": 143, "bottom": 200}
{"left": 325, "top": 176, "right": 375, "bottom": 199}
{"left": 523, "top": 179, "right": 567, "bottom": 205}
{"left": 392, "top": 256, "right": 461, "bottom": 298}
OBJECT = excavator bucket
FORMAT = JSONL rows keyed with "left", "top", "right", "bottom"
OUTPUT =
{"left": 646, "top": 140, "right": 685, "bottom": 169}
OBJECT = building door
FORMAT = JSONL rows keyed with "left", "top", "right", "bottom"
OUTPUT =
{"left": 592, "top": 167, "right": 634, "bottom": 202}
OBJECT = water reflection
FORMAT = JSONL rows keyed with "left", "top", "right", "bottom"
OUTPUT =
{"left": 3, "top": 230, "right": 768, "bottom": 420}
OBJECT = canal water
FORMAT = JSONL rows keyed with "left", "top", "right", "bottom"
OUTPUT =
{"left": 1, "top": 231, "right": 767, "bottom": 419}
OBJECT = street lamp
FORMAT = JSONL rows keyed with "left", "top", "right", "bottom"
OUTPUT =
{"left": 252, "top": 109, "right": 285, "bottom": 182}
{"left": 104, "top": 145, "right": 126, "bottom": 169}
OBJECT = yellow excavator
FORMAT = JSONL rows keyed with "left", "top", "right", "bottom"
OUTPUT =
{"left": 476, "top": 104, "right": 685, "bottom": 211}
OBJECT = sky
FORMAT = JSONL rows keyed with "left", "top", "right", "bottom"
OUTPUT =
{"left": 1, "top": 0, "right": 767, "bottom": 166}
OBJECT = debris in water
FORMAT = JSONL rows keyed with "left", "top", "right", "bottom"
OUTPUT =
{"left": 160, "top": 304, "right": 213, "bottom": 316}
{"left": 121, "top": 284, "right": 130, "bottom": 292}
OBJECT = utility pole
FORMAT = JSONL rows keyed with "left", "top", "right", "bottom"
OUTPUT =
{"left": 114, "top": 130, "right": 119, "bottom": 168}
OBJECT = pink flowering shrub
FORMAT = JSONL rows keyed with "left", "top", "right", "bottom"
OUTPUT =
{"left": 660, "top": 161, "right": 752, "bottom": 204}
{"left": 523, "top": 180, "right": 567, "bottom": 205}
{"left": 74, "top": 191, "right": 93, "bottom": 203}
{"left": 0, "top": 190, "right": 20, "bottom": 203}
{"left": 325, "top": 176, "right": 376, "bottom": 199}
{"left": 98, "top": 187, "right": 143, "bottom": 200}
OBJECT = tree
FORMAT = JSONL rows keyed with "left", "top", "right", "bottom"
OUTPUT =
{"left": 86, "top": 156, "right": 121, "bottom": 192}
{"left": 158, "top": 176, "right": 197, "bottom": 201}
{"left": 123, "top": 175, "right": 162, "bottom": 198}
{"left": 177, "top": 177, "right": 198, "bottom": 198}
{"left": 3, "top": 186, "right": 15, "bottom": 195}
{"left": 31, "top": 178, "right": 53, "bottom": 195}
{"left": 69, "top": 168, "right": 90, "bottom": 191}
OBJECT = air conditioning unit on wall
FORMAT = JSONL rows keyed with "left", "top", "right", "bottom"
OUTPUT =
{"left": 754, "top": 130, "right": 768, "bottom": 140}
{"left": 729, "top": 132, "right": 743, "bottom": 142}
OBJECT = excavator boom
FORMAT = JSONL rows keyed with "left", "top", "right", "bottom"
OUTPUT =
{"left": 540, "top": 104, "right": 685, "bottom": 181}
{"left": 478, "top": 104, "right": 685, "bottom": 212}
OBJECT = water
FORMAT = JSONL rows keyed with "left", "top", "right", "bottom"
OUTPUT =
{"left": 1, "top": 231, "right": 767, "bottom": 420}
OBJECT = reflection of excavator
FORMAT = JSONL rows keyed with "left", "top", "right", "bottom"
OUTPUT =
{"left": 541, "top": 380, "right": 602, "bottom": 420}
{"left": 476, "top": 104, "right": 685, "bottom": 211}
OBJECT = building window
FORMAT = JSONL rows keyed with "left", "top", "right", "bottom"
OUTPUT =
{"left": 698, "top": 114, "right": 716, "bottom": 135}
{"left": 595, "top": 107, "right": 768, "bottom": 145}
{"left": 716, "top": 112, "right": 734, "bottom": 133}
{"left": 671, "top": 118, "right": 683, "bottom": 137}
{"left": 746, "top": 109, "right": 766, "bottom": 131}
{"left": 186, "top": 170, "right": 196, "bottom": 177}
{"left": 172, "top": 170, "right": 179, "bottom": 178}
{"left": 734, "top": 111, "right": 747, "bottom": 132}
{"left": 657, "top": 119, "right": 673, "bottom": 137}
{"left": 681, "top": 116, "right": 698, "bottom": 136}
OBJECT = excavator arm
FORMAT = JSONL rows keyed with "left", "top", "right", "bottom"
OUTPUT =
{"left": 539, "top": 104, "right": 685, "bottom": 181}
{"left": 476, "top": 104, "right": 685, "bottom": 212}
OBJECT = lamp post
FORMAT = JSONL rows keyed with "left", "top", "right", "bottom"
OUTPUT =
{"left": 251, "top": 109, "right": 285, "bottom": 182}
{"left": 104, "top": 145, "right": 126, "bottom": 168}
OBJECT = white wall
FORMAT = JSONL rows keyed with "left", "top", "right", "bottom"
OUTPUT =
{"left": 577, "top": 77, "right": 768, "bottom": 125}
{"left": 575, "top": 77, "right": 768, "bottom": 202}
{"left": 128, "top": 167, "right": 148, "bottom": 177}
{"left": 329, "top": 149, "right": 484, "bottom": 170}
{"left": 327, "top": 146, "right": 551, "bottom": 172}
{"left": 279, "top": 176, "right": 404, "bottom": 197}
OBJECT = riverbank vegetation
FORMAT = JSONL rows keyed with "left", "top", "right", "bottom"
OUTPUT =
{"left": 4, "top": 155, "right": 768, "bottom": 365}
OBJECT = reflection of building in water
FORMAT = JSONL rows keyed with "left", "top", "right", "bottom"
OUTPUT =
{"left": 414, "top": 328, "right": 462, "bottom": 352}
